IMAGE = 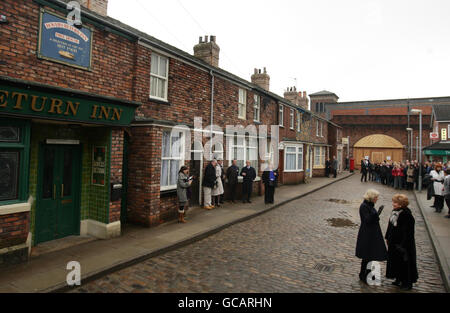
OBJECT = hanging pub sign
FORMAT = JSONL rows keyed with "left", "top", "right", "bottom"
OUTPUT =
{"left": 38, "top": 9, "right": 93, "bottom": 70}
{"left": 92, "top": 146, "right": 106, "bottom": 186}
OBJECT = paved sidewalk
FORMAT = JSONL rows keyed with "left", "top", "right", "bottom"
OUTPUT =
{"left": 0, "top": 172, "right": 353, "bottom": 293}
{"left": 414, "top": 190, "right": 450, "bottom": 292}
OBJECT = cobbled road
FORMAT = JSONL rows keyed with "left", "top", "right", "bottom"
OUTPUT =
{"left": 72, "top": 175, "right": 445, "bottom": 293}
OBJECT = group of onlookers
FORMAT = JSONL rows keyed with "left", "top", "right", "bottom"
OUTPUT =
{"left": 325, "top": 156, "right": 339, "bottom": 178}
{"left": 359, "top": 158, "right": 450, "bottom": 219}
{"left": 176, "top": 159, "right": 278, "bottom": 223}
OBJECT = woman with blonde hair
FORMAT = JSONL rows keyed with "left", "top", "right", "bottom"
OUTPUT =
{"left": 385, "top": 194, "right": 418, "bottom": 290}
{"left": 355, "top": 189, "right": 387, "bottom": 284}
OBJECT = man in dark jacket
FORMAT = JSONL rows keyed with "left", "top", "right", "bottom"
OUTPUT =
{"left": 226, "top": 159, "right": 239, "bottom": 203}
{"left": 325, "top": 159, "right": 331, "bottom": 177}
{"left": 240, "top": 160, "right": 256, "bottom": 203}
{"left": 361, "top": 159, "right": 370, "bottom": 182}
{"left": 332, "top": 156, "right": 338, "bottom": 178}
{"left": 202, "top": 159, "right": 217, "bottom": 209}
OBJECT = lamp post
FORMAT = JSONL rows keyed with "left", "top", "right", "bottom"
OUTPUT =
{"left": 416, "top": 136, "right": 419, "bottom": 161}
{"left": 411, "top": 109, "right": 422, "bottom": 191}
{"left": 406, "top": 128, "right": 413, "bottom": 160}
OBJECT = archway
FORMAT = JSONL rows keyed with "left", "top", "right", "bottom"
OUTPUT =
{"left": 353, "top": 134, "right": 404, "bottom": 168}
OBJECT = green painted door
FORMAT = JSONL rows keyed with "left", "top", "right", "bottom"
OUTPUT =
{"left": 35, "top": 144, "right": 81, "bottom": 244}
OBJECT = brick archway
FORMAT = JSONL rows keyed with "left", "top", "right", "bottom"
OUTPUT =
{"left": 353, "top": 134, "right": 404, "bottom": 167}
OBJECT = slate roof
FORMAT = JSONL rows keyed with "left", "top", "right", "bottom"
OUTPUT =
{"left": 423, "top": 141, "right": 450, "bottom": 151}
{"left": 309, "top": 90, "right": 339, "bottom": 99}
{"left": 433, "top": 104, "right": 450, "bottom": 121}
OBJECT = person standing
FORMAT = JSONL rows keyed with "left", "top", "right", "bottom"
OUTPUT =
{"left": 262, "top": 163, "right": 278, "bottom": 204}
{"left": 177, "top": 166, "right": 192, "bottom": 223}
{"left": 212, "top": 160, "right": 224, "bottom": 207}
{"left": 332, "top": 155, "right": 338, "bottom": 178}
{"left": 202, "top": 159, "right": 217, "bottom": 210}
{"left": 217, "top": 159, "right": 225, "bottom": 204}
{"left": 443, "top": 168, "right": 450, "bottom": 218}
{"left": 406, "top": 164, "right": 415, "bottom": 190}
{"left": 355, "top": 189, "right": 387, "bottom": 284}
{"left": 385, "top": 194, "right": 418, "bottom": 290}
{"left": 325, "top": 159, "right": 331, "bottom": 178}
{"left": 241, "top": 160, "right": 256, "bottom": 203}
{"left": 226, "top": 159, "right": 239, "bottom": 203}
{"left": 393, "top": 163, "right": 401, "bottom": 190}
{"left": 430, "top": 163, "right": 445, "bottom": 213}
{"left": 361, "top": 159, "right": 370, "bottom": 182}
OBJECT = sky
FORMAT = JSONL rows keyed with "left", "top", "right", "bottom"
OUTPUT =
{"left": 107, "top": 0, "right": 450, "bottom": 102}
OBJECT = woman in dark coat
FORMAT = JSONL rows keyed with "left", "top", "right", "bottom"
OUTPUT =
{"left": 262, "top": 163, "right": 278, "bottom": 204}
{"left": 385, "top": 194, "right": 418, "bottom": 290}
{"left": 355, "top": 189, "right": 388, "bottom": 283}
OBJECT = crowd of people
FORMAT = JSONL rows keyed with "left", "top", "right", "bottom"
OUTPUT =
{"left": 359, "top": 158, "right": 450, "bottom": 219}
{"left": 176, "top": 159, "right": 278, "bottom": 223}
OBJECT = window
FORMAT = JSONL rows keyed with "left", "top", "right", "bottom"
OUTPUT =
{"left": 315, "top": 102, "right": 319, "bottom": 112}
{"left": 161, "top": 129, "right": 184, "bottom": 190}
{"left": 316, "top": 120, "right": 319, "bottom": 137}
{"left": 320, "top": 121, "right": 324, "bottom": 137}
{"left": 253, "top": 95, "right": 260, "bottom": 122}
{"left": 290, "top": 109, "right": 294, "bottom": 130}
{"left": 297, "top": 112, "right": 301, "bottom": 132}
{"left": 150, "top": 53, "right": 169, "bottom": 100}
{"left": 228, "top": 135, "right": 258, "bottom": 169}
{"left": 279, "top": 105, "right": 284, "bottom": 127}
{"left": 0, "top": 119, "right": 30, "bottom": 204}
{"left": 238, "top": 88, "right": 247, "bottom": 119}
{"left": 285, "top": 145, "right": 303, "bottom": 172}
{"left": 213, "top": 142, "right": 224, "bottom": 160}
{"left": 314, "top": 146, "right": 326, "bottom": 168}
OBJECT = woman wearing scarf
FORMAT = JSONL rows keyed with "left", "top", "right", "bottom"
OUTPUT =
{"left": 355, "top": 189, "right": 387, "bottom": 284}
{"left": 385, "top": 194, "right": 418, "bottom": 290}
{"left": 177, "top": 166, "right": 192, "bottom": 223}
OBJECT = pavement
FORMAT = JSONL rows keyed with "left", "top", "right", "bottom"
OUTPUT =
{"left": 71, "top": 174, "right": 446, "bottom": 293}
{"left": 0, "top": 171, "right": 353, "bottom": 293}
{"left": 413, "top": 189, "right": 450, "bottom": 292}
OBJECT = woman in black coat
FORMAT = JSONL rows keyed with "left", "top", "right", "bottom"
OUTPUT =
{"left": 262, "top": 164, "right": 278, "bottom": 204}
{"left": 355, "top": 189, "right": 388, "bottom": 283}
{"left": 385, "top": 194, "right": 418, "bottom": 290}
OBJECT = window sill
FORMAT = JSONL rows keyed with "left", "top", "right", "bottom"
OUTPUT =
{"left": 149, "top": 97, "right": 171, "bottom": 105}
{"left": 160, "top": 189, "right": 177, "bottom": 198}
{"left": 284, "top": 169, "right": 304, "bottom": 173}
{"left": 313, "top": 166, "right": 325, "bottom": 169}
{"left": 0, "top": 201, "right": 31, "bottom": 216}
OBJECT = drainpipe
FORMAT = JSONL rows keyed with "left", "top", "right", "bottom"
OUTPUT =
{"left": 210, "top": 70, "right": 214, "bottom": 160}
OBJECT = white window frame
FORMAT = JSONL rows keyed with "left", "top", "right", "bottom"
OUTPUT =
{"left": 290, "top": 109, "right": 294, "bottom": 130}
{"left": 150, "top": 53, "right": 169, "bottom": 101}
{"left": 320, "top": 121, "right": 324, "bottom": 137}
{"left": 253, "top": 94, "right": 260, "bottom": 122}
{"left": 284, "top": 144, "right": 304, "bottom": 172}
{"left": 160, "top": 130, "right": 185, "bottom": 191}
{"left": 314, "top": 146, "right": 326, "bottom": 168}
{"left": 297, "top": 111, "right": 301, "bottom": 132}
{"left": 228, "top": 135, "right": 258, "bottom": 169}
{"left": 279, "top": 105, "right": 284, "bottom": 127}
{"left": 238, "top": 88, "right": 247, "bottom": 120}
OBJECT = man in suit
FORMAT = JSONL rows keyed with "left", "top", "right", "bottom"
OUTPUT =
{"left": 325, "top": 159, "right": 331, "bottom": 178}
{"left": 332, "top": 156, "right": 338, "bottom": 178}
{"left": 361, "top": 158, "right": 370, "bottom": 182}
{"left": 226, "top": 159, "right": 239, "bottom": 203}
{"left": 240, "top": 160, "right": 257, "bottom": 203}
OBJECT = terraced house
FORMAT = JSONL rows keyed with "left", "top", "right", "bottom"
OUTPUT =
{"left": 0, "top": 0, "right": 340, "bottom": 266}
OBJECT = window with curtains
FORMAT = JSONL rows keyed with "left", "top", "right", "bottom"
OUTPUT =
{"left": 150, "top": 53, "right": 169, "bottom": 101}
{"left": 290, "top": 109, "right": 294, "bottom": 130}
{"left": 297, "top": 112, "right": 301, "bottom": 132}
{"left": 161, "top": 130, "right": 184, "bottom": 190}
{"left": 228, "top": 135, "right": 258, "bottom": 169}
{"left": 279, "top": 105, "right": 284, "bottom": 127}
{"left": 253, "top": 94, "right": 260, "bottom": 122}
{"left": 0, "top": 119, "right": 30, "bottom": 204}
{"left": 238, "top": 88, "right": 247, "bottom": 119}
{"left": 314, "top": 146, "right": 326, "bottom": 168}
{"left": 285, "top": 145, "right": 303, "bottom": 172}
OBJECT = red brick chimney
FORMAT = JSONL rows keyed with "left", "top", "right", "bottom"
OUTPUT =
{"left": 251, "top": 68, "right": 270, "bottom": 91}
{"left": 79, "top": 0, "right": 108, "bottom": 16}
{"left": 193, "top": 35, "right": 220, "bottom": 67}
{"left": 283, "top": 87, "right": 309, "bottom": 110}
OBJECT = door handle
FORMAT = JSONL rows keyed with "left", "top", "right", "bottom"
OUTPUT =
{"left": 61, "top": 184, "right": 64, "bottom": 198}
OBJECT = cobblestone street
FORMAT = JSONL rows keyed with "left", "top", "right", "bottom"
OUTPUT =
{"left": 72, "top": 175, "right": 446, "bottom": 293}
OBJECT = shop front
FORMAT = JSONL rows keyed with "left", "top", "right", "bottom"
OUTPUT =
{"left": 423, "top": 142, "right": 450, "bottom": 163}
{"left": 0, "top": 77, "right": 139, "bottom": 266}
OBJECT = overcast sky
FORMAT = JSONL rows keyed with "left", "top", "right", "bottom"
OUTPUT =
{"left": 108, "top": 0, "right": 450, "bottom": 102}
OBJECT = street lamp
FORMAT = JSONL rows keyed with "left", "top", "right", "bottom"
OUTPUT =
{"left": 411, "top": 109, "right": 423, "bottom": 191}
{"left": 406, "top": 128, "right": 413, "bottom": 160}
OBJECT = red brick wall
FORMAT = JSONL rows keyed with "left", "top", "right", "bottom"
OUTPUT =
{"left": 0, "top": 212, "right": 29, "bottom": 249}
{"left": 109, "top": 129, "right": 124, "bottom": 223}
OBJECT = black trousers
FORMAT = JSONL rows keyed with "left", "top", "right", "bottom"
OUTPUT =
{"left": 361, "top": 172, "right": 367, "bottom": 182}
{"left": 333, "top": 169, "right": 337, "bottom": 178}
{"left": 445, "top": 197, "right": 450, "bottom": 214}
{"left": 359, "top": 259, "right": 370, "bottom": 281}
{"left": 228, "top": 183, "right": 237, "bottom": 201}
{"left": 242, "top": 181, "right": 253, "bottom": 202}
{"left": 435, "top": 195, "right": 444, "bottom": 212}
{"left": 264, "top": 184, "right": 275, "bottom": 203}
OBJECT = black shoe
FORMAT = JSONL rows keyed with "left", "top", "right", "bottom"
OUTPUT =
{"left": 400, "top": 284, "right": 412, "bottom": 291}
{"left": 392, "top": 279, "right": 401, "bottom": 286}
{"left": 248, "top": 200, "right": 252, "bottom": 203}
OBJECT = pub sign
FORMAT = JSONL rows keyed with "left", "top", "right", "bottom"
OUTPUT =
{"left": 92, "top": 146, "right": 106, "bottom": 186}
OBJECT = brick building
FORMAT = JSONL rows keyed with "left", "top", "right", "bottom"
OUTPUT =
{"left": 424, "top": 105, "right": 450, "bottom": 163}
{"left": 0, "top": 0, "right": 342, "bottom": 266}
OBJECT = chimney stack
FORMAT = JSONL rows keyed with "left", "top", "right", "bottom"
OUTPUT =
{"left": 284, "top": 87, "right": 309, "bottom": 110}
{"left": 79, "top": 0, "right": 108, "bottom": 16}
{"left": 193, "top": 35, "right": 220, "bottom": 67}
{"left": 251, "top": 67, "right": 270, "bottom": 91}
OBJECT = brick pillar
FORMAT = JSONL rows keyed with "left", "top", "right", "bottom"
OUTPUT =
{"left": 109, "top": 129, "right": 124, "bottom": 223}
